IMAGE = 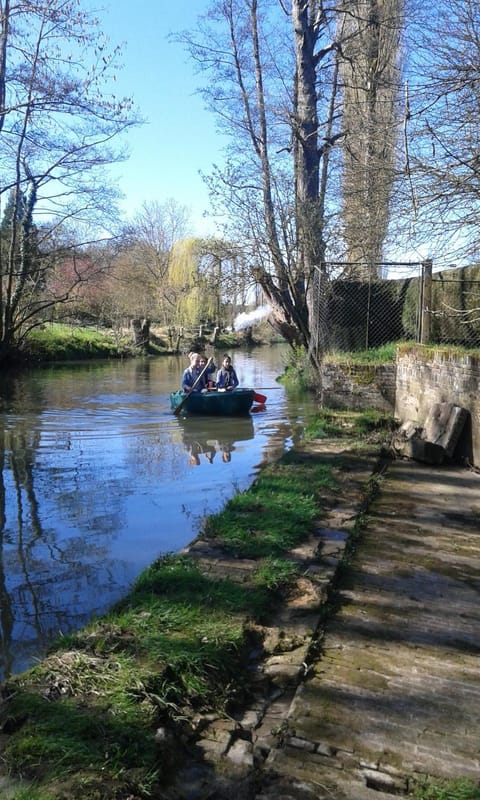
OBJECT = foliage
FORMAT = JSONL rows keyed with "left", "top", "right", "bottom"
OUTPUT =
{"left": 168, "top": 239, "right": 212, "bottom": 327}
{"left": 0, "top": 0, "right": 139, "bottom": 363}
{"left": 280, "top": 345, "right": 319, "bottom": 391}
{"left": 413, "top": 778, "right": 480, "bottom": 800}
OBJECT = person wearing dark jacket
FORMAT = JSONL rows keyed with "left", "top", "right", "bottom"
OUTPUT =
{"left": 216, "top": 354, "right": 239, "bottom": 391}
{"left": 198, "top": 355, "right": 217, "bottom": 390}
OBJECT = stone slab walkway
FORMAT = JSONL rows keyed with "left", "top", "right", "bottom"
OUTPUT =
{"left": 261, "top": 458, "right": 480, "bottom": 799}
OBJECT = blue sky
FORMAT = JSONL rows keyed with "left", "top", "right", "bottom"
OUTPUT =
{"left": 90, "top": 0, "right": 223, "bottom": 236}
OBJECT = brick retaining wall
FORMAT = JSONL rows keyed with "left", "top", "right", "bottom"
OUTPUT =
{"left": 320, "top": 349, "right": 479, "bottom": 466}
{"left": 395, "top": 348, "right": 480, "bottom": 466}
{"left": 321, "top": 363, "right": 396, "bottom": 413}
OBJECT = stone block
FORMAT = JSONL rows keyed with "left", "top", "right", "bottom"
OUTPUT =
{"left": 423, "top": 402, "right": 469, "bottom": 458}
{"left": 409, "top": 438, "right": 446, "bottom": 465}
{"left": 394, "top": 437, "right": 446, "bottom": 464}
{"left": 227, "top": 737, "right": 254, "bottom": 767}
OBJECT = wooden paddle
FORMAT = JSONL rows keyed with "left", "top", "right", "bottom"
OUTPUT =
{"left": 174, "top": 357, "right": 213, "bottom": 416}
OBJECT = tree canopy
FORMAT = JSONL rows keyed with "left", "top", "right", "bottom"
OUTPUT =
{"left": 0, "top": 0, "right": 139, "bottom": 361}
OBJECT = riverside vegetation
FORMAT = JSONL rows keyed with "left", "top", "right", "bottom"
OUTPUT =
{"left": 1, "top": 408, "right": 477, "bottom": 800}
{"left": 16, "top": 322, "right": 259, "bottom": 364}
{"left": 1, "top": 445, "right": 339, "bottom": 799}
{"left": 1, "top": 331, "right": 478, "bottom": 800}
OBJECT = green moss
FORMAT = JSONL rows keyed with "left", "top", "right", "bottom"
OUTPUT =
{"left": 397, "top": 342, "right": 480, "bottom": 362}
{"left": 412, "top": 778, "right": 480, "bottom": 800}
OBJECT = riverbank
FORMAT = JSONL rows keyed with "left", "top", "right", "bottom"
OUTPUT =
{"left": 11, "top": 322, "right": 256, "bottom": 365}
{"left": 0, "top": 411, "right": 389, "bottom": 800}
{"left": 1, "top": 408, "right": 478, "bottom": 800}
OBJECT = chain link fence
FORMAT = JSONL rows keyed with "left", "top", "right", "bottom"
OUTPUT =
{"left": 309, "top": 261, "right": 480, "bottom": 358}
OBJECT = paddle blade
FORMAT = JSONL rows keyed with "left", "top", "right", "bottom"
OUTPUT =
{"left": 253, "top": 391, "right": 267, "bottom": 404}
{"left": 251, "top": 404, "right": 266, "bottom": 413}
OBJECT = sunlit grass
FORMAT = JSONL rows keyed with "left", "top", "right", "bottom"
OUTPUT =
{"left": 324, "top": 340, "right": 403, "bottom": 364}
{"left": 303, "top": 407, "right": 396, "bottom": 441}
{"left": 413, "top": 778, "right": 480, "bottom": 800}
{"left": 2, "top": 546, "right": 295, "bottom": 796}
{"left": 253, "top": 556, "right": 300, "bottom": 590}
{"left": 1, "top": 447, "right": 337, "bottom": 798}
{"left": 204, "top": 454, "right": 336, "bottom": 558}
{"left": 24, "top": 323, "right": 135, "bottom": 360}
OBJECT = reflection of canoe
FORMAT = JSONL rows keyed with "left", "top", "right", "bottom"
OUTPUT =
{"left": 170, "top": 388, "right": 255, "bottom": 416}
{"left": 176, "top": 414, "right": 255, "bottom": 446}
{"left": 175, "top": 414, "right": 255, "bottom": 465}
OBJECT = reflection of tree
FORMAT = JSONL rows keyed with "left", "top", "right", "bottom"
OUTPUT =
{"left": 0, "top": 429, "right": 14, "bottom": 678}
{"left": 0, "top": 420, "right": 128, "bottom": 682}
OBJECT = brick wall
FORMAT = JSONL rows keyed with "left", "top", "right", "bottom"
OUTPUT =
{"left": 320, "top": 349, "right": 479, "bottom": 465}
{"left": 395, "top": 348, "right": 480, "bottom": 466}
{"left": 321, "top": 363, "right": 396, "bottom": 413}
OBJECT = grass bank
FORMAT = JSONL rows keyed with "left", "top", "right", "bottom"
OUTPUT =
{"left": 0, "top": 453, "right": 336, "bottom": 798}
{"left": 2, "top": 409, "right": 475, "bottom": 800}
{"left": 20, "top": 323, "right": 260, "bottom": 364}
{"left": 22, "top": 323, "right": 137, "bottom": 362}
{"left": 0, "top": 410, "right": 389, "bottom": 800}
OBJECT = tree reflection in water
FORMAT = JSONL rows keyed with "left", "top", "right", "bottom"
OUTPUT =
{"left": 0, "top": 347, "right": 311, "bottom": 682}
{"left": 0, "top": 424, "right": 127, "bottom": 682}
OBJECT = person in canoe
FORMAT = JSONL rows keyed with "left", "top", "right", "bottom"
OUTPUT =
{"left": 182, "top": 352, "right": 203, "bottom": 393}
{"left": 182, "top": 353, "right": 215, "bottom": 393}
{"left": 198, "top": 355, "right": 217, "bottom": 390}
{"left": 216, "top": 354, "right": 239, "bottom": 391}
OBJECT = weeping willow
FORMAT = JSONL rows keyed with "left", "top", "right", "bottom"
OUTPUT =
{"left": 168, "top": 239, "right": 217, "bottom": 327}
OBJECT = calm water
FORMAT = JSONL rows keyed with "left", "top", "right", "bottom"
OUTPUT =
{"left": 0, "top": 346, "right": 318, "bottom": 680}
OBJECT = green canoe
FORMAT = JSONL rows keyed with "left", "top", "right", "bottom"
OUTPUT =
{"left": 170, "top": 388, "right": 255, "bottom": 416}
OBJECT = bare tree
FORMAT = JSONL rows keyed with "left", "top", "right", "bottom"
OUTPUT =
{"left": 399, "top": 0, "right": 480, "bottom": 266}
{"left": 178, "top": 0, "right": 343, "bottom": 362}
{"left": 117, "top": 199, "right": 192, "bottom": 324}
{"left": 0, "top": 0, "right": 139, "bottom": 362}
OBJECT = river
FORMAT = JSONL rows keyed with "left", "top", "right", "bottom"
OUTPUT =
{"left": 0, "top": 345, "right": 318, "bottom": 681}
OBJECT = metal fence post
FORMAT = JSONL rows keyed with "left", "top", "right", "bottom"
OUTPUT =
{"left": 420, "top": 259, "right": 433, "bottom": 344}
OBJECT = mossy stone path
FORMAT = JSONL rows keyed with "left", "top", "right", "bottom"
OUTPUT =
{"left": 262, "top": 458, "right": 480, "bottom": 799}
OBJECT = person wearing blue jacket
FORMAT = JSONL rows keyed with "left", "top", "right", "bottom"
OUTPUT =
{"left": 182, "top": 353, "right": 215, "bottom": 393}
{"left": 216, "top": 354, "right": 239, "bottom": 391}
{"left": 182, "top": 352, "right": 203, "bottom": 392}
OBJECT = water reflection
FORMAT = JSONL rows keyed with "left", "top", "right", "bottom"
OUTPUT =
{"left": 0, "top": 425, "right": 127, "bottom": 680}
{"left": 0, "top": 347, "right": 318, "bottom": 680}
{"left": 175, "top": 416, "right": 255, "bottom": 466}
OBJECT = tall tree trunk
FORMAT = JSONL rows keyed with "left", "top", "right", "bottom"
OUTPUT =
{"left": 339, "top": 0, "right": 403, "bottom": 275}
